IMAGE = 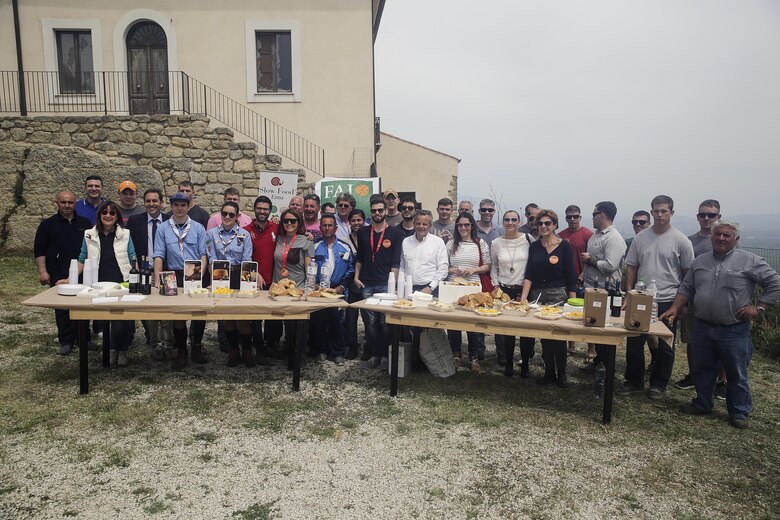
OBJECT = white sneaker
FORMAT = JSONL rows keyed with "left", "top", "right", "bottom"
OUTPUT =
{"left": 117, "top": 351, "right": 128, "bottom": 367}
{"left": 109, "top": 350, "right": 118, "bottom": 365}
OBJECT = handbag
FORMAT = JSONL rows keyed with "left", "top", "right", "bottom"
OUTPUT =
{"left": 477, "top": 238, "right": 494, "bottom": 293}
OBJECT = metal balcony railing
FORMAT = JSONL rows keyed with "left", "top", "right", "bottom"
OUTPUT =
{"left": 0, "top": 70, "right": 325, "bottom": 176}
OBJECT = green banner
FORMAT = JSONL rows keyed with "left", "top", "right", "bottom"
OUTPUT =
{"left": 315, "top": 177, "right": 381, "bottom": 215}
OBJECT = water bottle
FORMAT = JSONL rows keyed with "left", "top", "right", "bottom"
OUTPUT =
{"left": 320, "top": 264, "right": 331, "bottom": 290}
{"left": 594, "top": 362, "right": 606, "bottom": 400}
{"left": 647, "top": 279, "right": 658, "bottom": 323}
{"left": 304, "top": 263, "right": 317, "bottom": 295}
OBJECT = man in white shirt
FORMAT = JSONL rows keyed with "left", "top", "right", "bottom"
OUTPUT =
{"left": 401, "top": 210, "right": 449, "bottom": 295}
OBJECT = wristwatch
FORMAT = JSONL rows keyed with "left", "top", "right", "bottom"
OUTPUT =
{"left": 757, "top": 306, "right": 766, "bottom": 315}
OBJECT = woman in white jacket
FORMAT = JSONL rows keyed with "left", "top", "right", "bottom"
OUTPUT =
{"left": 79, "top": 200, "right": 137, "bottom": 366}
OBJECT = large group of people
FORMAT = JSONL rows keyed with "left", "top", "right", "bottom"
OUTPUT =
{"left": 33, "top": 177, "right": 780, "bottom": 429}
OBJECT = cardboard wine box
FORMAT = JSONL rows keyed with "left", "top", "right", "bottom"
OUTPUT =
{"left": 388, "top": 342, "right": 414, "bottom": 377}
{"left": 583, "top": 288, "right": 608, "bottom": 327}
{"left": 624, "top": 290, "right": 653, "bottom": 332}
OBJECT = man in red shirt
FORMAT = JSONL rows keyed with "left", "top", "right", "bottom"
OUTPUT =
{"left": 558, "top": 204, "right": 594, "bottom": 357}
{"left": 244, "top": 195, "right": 278, "bottom": 362}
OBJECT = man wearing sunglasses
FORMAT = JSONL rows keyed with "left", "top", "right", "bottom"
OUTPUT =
{"left": 675, "top": 200, "right": 723, "bottom": 392}
{"left": 206, "top": 188, "right": 252, "bottom": 231}
{"left": 518, "top": 203, "right": 540, "bottom": 239}
{"left": 626, "top": 210, "right": 652, "bottom": 251}
{"left": 620, "top": 195, "right": 694, "bottom": 400}
{"left": 334, "top": 192, "right": 357, "bottom": 242}
{"left": 355, "top": 194, "right": 404, "bottom": 368}
{"left": 396, "top": 196, "right": 418, "bottom": 238}
{"left": 559, "top": 204, "right": 593, "bottom": 279}
{"left": 476, "top": 198, "right": 501, "bottom": 245}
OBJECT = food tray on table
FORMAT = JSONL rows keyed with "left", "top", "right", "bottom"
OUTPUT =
{"left": 187, "top": 288, "right": 210, "bottom": 298}
{"left": 474, "top": 308, "right": 501, "bottom": 317}
{"left": 392, "top": 299, "right": 414, "bottom": 309}
{"left": 269, "top": 294, "right": 302, "bottom": 302}
{"left": 235, "top": 290, "right": 259, "bottom": 299}
{"left": 211, "top": 288, "right": 235, "bottom": 298}
{"left": 428, "top": 302, "right": 454, "bottom": 312}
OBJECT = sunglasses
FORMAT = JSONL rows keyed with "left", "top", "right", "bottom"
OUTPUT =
{"left": 370, "top": 208, "right": 385, "bottom": 214}
{"left": 565, "top": 215, "right": 580, "bottom": 220}
{"left": 632, "top": 219, "right": 649, "bottom": 226}
{"left": 401, "top": 205, "right": 416, "bottom": 211}
{"left": 537, "top": 220, "right": 554, "bottom": 227}
{"left": 457, "top": 223, "right": 472, "bottom": 228}
{"left": 697, "top": 212, "right": 719, "bottom": 219}
{"left": 337, "top": 203, "right": 351, "bottom": 208}
{"left": 282, "top": 218, "right": 298, "bottom": 224}
{"left": 503, "top": 217, "right": 519, "bottom": 223}
{"left": 221, "top": 211, "right": 236, "bottom": 218}
{"left": 101, "top": 210, "right": 117, "bottom": 216}
{"left": 479, "top": 208, "right": 495, "bottom": 213}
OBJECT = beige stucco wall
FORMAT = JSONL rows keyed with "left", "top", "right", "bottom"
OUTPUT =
{"left": 0, "top": 0, "right": 376, "bottom": 180}
{"left": 375, "top": 132, "right": 460, "bottom": 212}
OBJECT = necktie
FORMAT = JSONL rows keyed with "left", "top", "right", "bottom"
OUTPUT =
{"left": 151, "top": 219, "right": 159, "bottom": 243}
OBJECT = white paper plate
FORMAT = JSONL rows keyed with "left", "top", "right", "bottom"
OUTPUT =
{"left": 269, "top": 295, "right": 302, "bottom": 302}
{"left": 58, "top": 284, "right": 86, "bottom": 296}
{"left": 92, "top": 282, "right": 122, "bottom": 291}
{"left": 373, "top": 293, "right": 398, "bottom": 300}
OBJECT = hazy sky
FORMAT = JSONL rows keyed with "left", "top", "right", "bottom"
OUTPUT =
{"left": 374, "top": 0, "right": 780, "bottom": 218}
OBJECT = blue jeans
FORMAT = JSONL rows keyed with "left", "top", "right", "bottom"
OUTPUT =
{"left": 692, "top": 320, "right": 752, "bottom": 419}
{"left": 447, "top": 330, "right": 485, "bottom": 360}
{"left": 362, "top": 284, "right": 390, "bottom": 358}
{"left": 625, "top": 300, "right": 677, "bottom": 390}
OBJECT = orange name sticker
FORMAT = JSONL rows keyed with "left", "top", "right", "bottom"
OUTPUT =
{"left": 382, "top": 239, "right": 392, "bottom": 248}
{"left": 549, "top": 255, "right": 559, "bottom": 264}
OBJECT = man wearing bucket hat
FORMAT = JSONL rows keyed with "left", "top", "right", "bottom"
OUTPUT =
{"left": 153, "top": 191, "right": 208, "bottom": 369}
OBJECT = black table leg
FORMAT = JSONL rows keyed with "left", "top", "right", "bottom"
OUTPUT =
{"left": 102, "top": 321, "right": 111, "bottom": 368}
{"left": 602, "top": 345, "right": 617, "bottom": 424}
{"left": 287, "top": 320, "right": 294, "bottom": 371}
{"left": 390, "top": 324, "right": 400, "bottom": 397}
{"left": 78, "top": 320, "right": 88, "bottom": 395}
{"left": 292, "top": 320, "right": 304, "bottom": 392}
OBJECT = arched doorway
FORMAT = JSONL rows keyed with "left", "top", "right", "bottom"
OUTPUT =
{"left": 126, "top": 21, "right": 169, "bottom": 114}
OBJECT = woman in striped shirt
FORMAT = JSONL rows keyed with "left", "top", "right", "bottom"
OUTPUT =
{"left": 446, "top": 211, "right": 491, "bottom": 372}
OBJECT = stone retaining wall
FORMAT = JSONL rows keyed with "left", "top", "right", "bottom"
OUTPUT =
{"left": 0, "top": 115, "right": 308, "bottom": 252}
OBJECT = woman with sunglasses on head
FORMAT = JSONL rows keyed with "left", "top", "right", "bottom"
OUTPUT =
{"left": 447, "top": 211, "right": 491, "bottom": 372}
{"left": 520, "top": 209, "right": 577, "bottom": 387}
{"left": 490, "top": 210, "right": 534, "bottom": 377}
{"left": 205, "top": 201, "right": 256, "bottom": 367}
{"left": 78, "top": 200, "right": 137, "bottom": 366}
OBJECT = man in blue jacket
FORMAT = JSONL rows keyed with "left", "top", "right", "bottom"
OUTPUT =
{"left": 310, "top": 214, "right": 355, "bottom": 365}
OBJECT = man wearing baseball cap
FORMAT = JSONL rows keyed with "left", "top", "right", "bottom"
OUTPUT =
{"left": 117, "top": 180, "right": 145, "bottom": 225}
{"left": 383, "top": 188, "right": 403, "bottom": 226}
{"left": 153, "top": 191, "right": 208, "bottom": 369}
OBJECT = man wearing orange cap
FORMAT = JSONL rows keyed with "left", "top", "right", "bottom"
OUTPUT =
{"left": 117, "top": 180, "right": 145, "bottom": 225}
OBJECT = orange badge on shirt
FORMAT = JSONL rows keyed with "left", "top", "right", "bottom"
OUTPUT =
{"left": 382, "top": 239, "right": 392, "bottom": 248}
{"left": 549, "top": 255, "right": 559, "bottom": 265}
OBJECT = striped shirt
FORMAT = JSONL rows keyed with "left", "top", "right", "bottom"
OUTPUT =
{"left": 446, "top": 239, "right": 490, "bottom": 284}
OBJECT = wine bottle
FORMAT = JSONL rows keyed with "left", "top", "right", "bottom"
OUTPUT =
{"left": 141, "top": 256, "right": 151, "bottom": 295}
{"left": 610, "top": 279, "right": 622, "bottom": 317}
{"left": 129, "top": 261, "right": 140, "bottom": 294}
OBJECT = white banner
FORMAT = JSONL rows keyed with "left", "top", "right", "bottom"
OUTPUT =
{"left": 259, "top": 171, "right": 299, "bottom": 217}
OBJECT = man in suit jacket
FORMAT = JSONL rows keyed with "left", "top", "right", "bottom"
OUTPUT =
{"left": 127, "top": 188, "right": 170, "bottom": 360}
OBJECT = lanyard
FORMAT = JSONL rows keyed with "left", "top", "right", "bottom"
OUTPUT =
{"left": 369, "top": 225, "right": 387, "bottom": 262}
{"left": 281, "top": 234, "right": 297, "bottom": 275}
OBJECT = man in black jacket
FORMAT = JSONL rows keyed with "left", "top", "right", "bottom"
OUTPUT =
{"left": 127, "top": 188, "right": 170, "bottom": 360}
{"left": 34, "top": 191, "right": 91, "bottom": 355}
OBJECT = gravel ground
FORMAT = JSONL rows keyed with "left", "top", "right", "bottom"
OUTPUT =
{"left": 2, "top": 279, "right": 779, "bottom": 519}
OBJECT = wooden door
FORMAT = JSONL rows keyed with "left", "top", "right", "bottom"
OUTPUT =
{"left": 126, "top": 22, "right": 169, "bottom": 114}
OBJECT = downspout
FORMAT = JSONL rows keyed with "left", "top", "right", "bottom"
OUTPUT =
{"left": 12, "top": 0, "right": 27, "bottom": 115}
{"left": 369, "top": 0, "right": 386, "bottom": 177}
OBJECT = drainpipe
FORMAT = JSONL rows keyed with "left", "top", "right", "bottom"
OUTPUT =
{"left": 12, "top": 0, "right": 27, "bottom": 116}
{"left": 369, "top": 0, "right": 385, "bottom": 178}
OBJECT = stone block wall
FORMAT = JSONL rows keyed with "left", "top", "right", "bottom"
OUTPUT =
{"left": 0, "top": 115, "right": 308, "bottom": 252}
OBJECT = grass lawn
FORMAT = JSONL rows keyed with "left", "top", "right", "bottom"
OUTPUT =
{"left": 0, "top": 255, "right": 778, "bottom": 519}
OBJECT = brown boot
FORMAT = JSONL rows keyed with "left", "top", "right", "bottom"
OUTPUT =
{"left": 241, "top": 333, "right": 256, "bottom": 368}
{"left": 191, "top": 346, "right": 208, "bottom": 364}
